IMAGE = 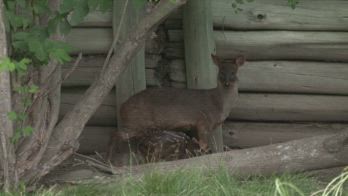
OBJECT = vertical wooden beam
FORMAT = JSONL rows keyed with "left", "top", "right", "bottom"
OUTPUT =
{"left": 114, "top": 0, "right": 146, "bottom": 125}
{"left": 183, "top": 0, "right": 223, "bottom": 152}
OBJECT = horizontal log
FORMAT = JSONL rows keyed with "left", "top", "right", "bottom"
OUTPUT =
{"left": 67, "top": 28, "right": 112, "bottom": 54}
{"left": 239, "top": 61, "right": 348, "bottom": 95}
{"left": 164, "top": 19, "right": 182, "bottom": 29}
{"left": 223, "top": 122, "right": 346, "bottom": 148}
{"left": 173, "top": 1, "right": 348, "bottom": 31}
{"left": 64, "top": 57, "right": 348, "bottom": 94}
{"left": 62, "top": 55, "right": 162, "bottom": 87}
{"left": 165, "top": 59, "right": 348, "bottom": 95}
{"left": 215, "top": 31, "right": 348, "bottom": 61}
{"left": 67, "top": 28, "right": 165, "bottom": 55}
{"left": 169, "top": 59, "right": 186, "bottom": 83}
{"left": 167, "top": 30, "right": 348, "bottom": 61}
{"left": 60, "top": 88, "right": 117, "bottom": 126}
{"left": 78, "top": 126, "right": 114, "bottom": 154}
{"left": 77, "top": 122, "right": 347, "bottom": 154}
{"left": 231, "top": 93, "right": 348, "bottom": 122}
{"left": 60, "top": 88, "right": 348, "bottom": 126}
{"left": 78, "top": 11, "right": 112, "bottom": 27}
{"left": 109, "top": 130, "right": 348, "bottom": 178}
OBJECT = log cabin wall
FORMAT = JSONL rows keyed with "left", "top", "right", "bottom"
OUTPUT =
{"left": 61, "top": 0, "right": 348, "bottom": 154}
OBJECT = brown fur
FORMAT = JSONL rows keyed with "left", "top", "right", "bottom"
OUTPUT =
{"left": 108, "top": 54, "right": 244, "bottom": 160}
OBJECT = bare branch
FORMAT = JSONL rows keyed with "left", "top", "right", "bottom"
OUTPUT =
{"left": 32, "top": 0, "right": 188, "bottom": 183}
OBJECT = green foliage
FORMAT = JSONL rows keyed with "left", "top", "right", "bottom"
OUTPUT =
{"left": 287, "top": 0, "right": 299, "bottom": 9}
{"left": 1, "top": 0, "right": 113, "bottom": 142}
{"left": 22, "top": 169, "right": 322, "bottom": 196}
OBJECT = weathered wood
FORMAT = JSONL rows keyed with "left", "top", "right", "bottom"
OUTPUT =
{"left": 67, "top": 28, "right": 112, "bottom": 54}
{"left": 164, "top": 19, "right": 182, "bottom": 29}
{"left": 67, "top": 28, "right": 164, "bottom": 55}
{"left": 78, "top": 11, "right": 112, "bottom": 27}
{"left": 59, "top": 88, "right": 117, "bottom": 126}
{"left": 215, "top": 31, "right": 348, "bottom": 61}
{"left": 60, "top": 90, "right": 348, "bottom": 125}
{"left": 212, "top": 0, "right": 348, "bottom": 31}
{"left": 238, "top": 61, "right": 348, "bottom": 95}
{"left": 231, "top": 93, "right": 348, "bottom": 122}
{"left": 78, "top": 127, "right": 114, "bottom": 153}
{"left": 145, "top": 69, "right": 160, "bottom": 86}
{"left": 62, "top": 67, "right": 157, "bottom": 87}
{"left": 114, "top": 0, "right": 146, "bottom": 128}
{"left": 169, "top": 1, "right": 348, "bottom": 31}
{"left": 162, "top": 60, "right": 348, "bottom": 95}
{"left": 109, "top": 130, "right": 348, "bottom": 178}
{"left": 223, "top": 123, "right": 347, "bottom": 148}
{"left": 63, "top": 56, "right": 348, "bottom": 94}
{"left": 166, "top": 30, "right": 348, "bottom": 61}
{"left": 163, "top": 43, "right": 184, "bottom": 58}
{"left": 183, "top": 0, "right": 222, "bottom": 152}
{"left": 169, "top": 59, "right": 186, "bottom": 83}
{"left": 0, "top": 0, "right": 17, "bottom": 188}
{"left": 77, "top": 123, "right": 348, "bottom": 154}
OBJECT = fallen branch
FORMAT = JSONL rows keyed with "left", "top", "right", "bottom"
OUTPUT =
{"left": 109, "top": 129, "right": 348, "bottom": 178}
{"left": 27, "top": 0, "right": 188, "bottom": 183}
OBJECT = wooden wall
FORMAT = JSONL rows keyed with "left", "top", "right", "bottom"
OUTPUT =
{"left": 62, "top": 0, "right": 348, "bottom": 154}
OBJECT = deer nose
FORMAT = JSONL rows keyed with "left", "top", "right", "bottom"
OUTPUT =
{"left": 224, "top": 82, "right": 230, "bottom": 87}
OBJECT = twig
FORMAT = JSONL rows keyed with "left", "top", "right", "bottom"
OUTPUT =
{"left": 102, "top": 0, "right": 130, "bottom": 69}
{"left": 26, "top": 53, "right": 82, "bottom": 114}
{"left": 74, "top": 153, "right": 114, "bottom": 174}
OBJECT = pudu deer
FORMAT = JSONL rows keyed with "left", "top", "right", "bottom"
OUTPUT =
{"left": 108, "top": 54, "right": 245, "bottom": 161}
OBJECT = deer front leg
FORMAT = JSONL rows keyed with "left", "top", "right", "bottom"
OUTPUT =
{"left": 197, "top": 122, "right": 209, "bottom": 152}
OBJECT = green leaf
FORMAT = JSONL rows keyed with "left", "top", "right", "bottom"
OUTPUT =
{"left": 28, "top": 37, "right": 48, "bottom": 62}
{"left": 48, "top": 16, "right": 60, "bottom": 35}
{"left": 0, "top": 57, "right": 16, "bottom": 72}
{"left": 33, "top": 0, "right": 49, "bottom": 15}
{"left": 23, "top": 126, "right": 34, "bottom": 136}
{"left": 134, "top": 0, "right": 147, "bottom": 9}
{"left": 70, "top": 0, "right": 89, "bottom": 25}
{"left": 50, "top": 48, "right": 72, "bottom": 63}
{"left": 17, "top": 113, "right": 27, "bottom": 121}
{"left": 15, "top": 58, "right": 31, "bottom": 73}
{"left": 59, "top": 18, "right": 71, "bottom": 35}
{"left": 88, "top": 0, "right": 99, "bottom": 11}
{"left": 28, "top": 85, "right": 39, "bottom": 93}
{"left": 99, "top": 0, "right": 112, "bottom": 12}
{"left": 60, "top": 0, "right": 75, "bottom": 13}
{"left": 7, "top": 112, "right": 17, "bottom": 121}
{"left": 16, "top": 0, "right": 27, "bottom": 8}
{"left": 11, "top": 130, "right": 21, "bottom": 144}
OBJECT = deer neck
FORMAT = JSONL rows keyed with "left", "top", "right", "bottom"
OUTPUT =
{"left": 213, "top": 81, "right": 239, "bottom": 120}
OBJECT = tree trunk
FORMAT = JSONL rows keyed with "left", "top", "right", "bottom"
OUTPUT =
{"left": 110, "top": 129, "right": 348, "bottom": 178}
{"left": 23, "top": 0, "right": 188, "bottom": 184}
{"left": 12, "top": 0, "right": 63, "bottom": 183}
{"left": 0, "top": 0, "right": 17, "bottom": 190}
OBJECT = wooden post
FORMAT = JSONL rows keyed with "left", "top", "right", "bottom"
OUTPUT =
{"left": 114, "top": 0, "right": 146, "bottom": 125}
{"left": 183, "top": 0, "right": 223, "bottom": 152}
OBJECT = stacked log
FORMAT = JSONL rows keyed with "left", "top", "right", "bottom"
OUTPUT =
{"left": 62, "top": 1, "right": 348, "bottom": 155}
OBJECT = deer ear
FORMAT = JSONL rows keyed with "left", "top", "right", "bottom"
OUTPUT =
{"left": 211, "top": 54, "right": 220, "bottom": 66}
{"left": 235, "top": 55, "right": 245, "bottom": 67}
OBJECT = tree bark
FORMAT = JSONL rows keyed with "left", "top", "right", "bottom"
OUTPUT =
{"left": 15, "top": 0, "right": 63, "bottom": 182}
{"left": 25, "top": 0, "right": 187, "bottom": 184}
{"left": 0, "top": 0, "right": 17, "bottom": 190}
{"left": 110, "top": 129, "right": 348, "bottom": 178}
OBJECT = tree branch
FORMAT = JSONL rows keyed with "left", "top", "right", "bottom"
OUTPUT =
{"left": 26, "top": 0, "right": 188, "bottom": 183}
{"left": 0, "top": 0, "right": 17, "bottom": 190}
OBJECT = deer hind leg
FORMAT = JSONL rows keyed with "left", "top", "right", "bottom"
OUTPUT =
{"left": 106, "top": 128, "right": 140, "bottom": 162}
